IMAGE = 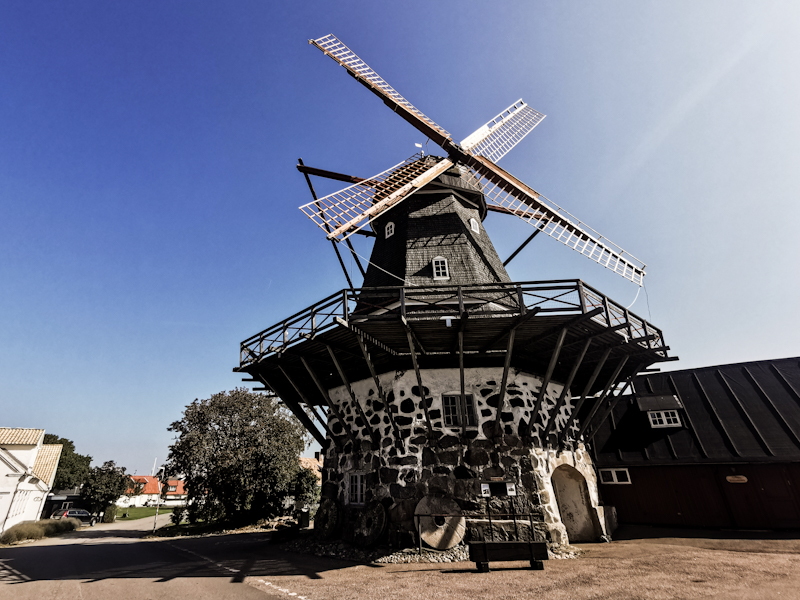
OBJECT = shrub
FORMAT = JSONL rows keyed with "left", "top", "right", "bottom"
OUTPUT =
{"left": 102, "top": 505, "right": 117, "bottom": 523}
{"left": 0, "top": 518, "right": 81, "bottom": 545}
{"left": 171, "top": 506, "right": 185, "bottom": 526}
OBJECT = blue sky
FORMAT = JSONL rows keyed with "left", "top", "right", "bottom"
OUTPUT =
{"left": 2, "top": 2, "right": 799, "bottom": 474}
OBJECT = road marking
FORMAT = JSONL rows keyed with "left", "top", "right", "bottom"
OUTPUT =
{"left": 164, "top": 542, "right": 240, "bottom": 574}
{"left": 256, "top": 579, "right": 309, "bottom": 600}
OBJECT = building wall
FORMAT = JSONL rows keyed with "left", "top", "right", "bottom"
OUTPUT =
{"left": 321, "top": 367, "right": 608, "bottom": 545}
{"left": 598, "top": 463, "right": 800, "bottom": 529}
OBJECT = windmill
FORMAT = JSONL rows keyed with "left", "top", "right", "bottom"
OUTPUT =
{"left": 300, "top": 34, "right": 646, "bottom": 287}
{"left": 237, "top": 34, "right": 673, "bottom": 551}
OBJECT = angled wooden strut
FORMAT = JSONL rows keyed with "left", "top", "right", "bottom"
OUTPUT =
{"left": 401, "top": 315, "right": 432, "bottom": 430}
{"left": 254, "top": 371, "right": 326, "bottom": 447}
{"left": 542, "top": 338, "right": 592, "bottom": 445}
{"left": 277, "top": 365, "right": 341, "bottom": 450}
{"left": 557, "top": 347, "right": 612, "bottom": 452}
{"left": 325, "top": 345, "right": 380, "bottom": 446}
{"left": 352, "top": 330, "right": 402, "bottom": 444}
{"left": 522, "top": 326, "right": 568, "bottom": 439}
{"left": 574, "top": 356, "right": 630, "bottom": 441}
{"left": 300, "top": 356, "right": 358, "bottom": 447}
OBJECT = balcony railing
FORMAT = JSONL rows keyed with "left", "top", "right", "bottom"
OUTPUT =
{"left": 239, "top": 280, "right": 664, "bottom": 367}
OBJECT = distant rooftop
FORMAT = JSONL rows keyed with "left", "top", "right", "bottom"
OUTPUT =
{"left": 0, "top": 428, "right": 44, "bottom": 446}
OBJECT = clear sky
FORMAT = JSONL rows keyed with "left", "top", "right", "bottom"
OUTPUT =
{"left": 2, "top": 2, "right": 799, "bottom": 475}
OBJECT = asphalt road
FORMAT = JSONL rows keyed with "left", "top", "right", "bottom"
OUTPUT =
{"left": 0, "top": 515, "right": 292, "bottom": 599}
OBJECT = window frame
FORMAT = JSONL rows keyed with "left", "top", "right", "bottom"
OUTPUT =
{"left": 441, "top": 393, "right": 476, "bottom": 428}
{"left": 599, "top": 468, "right": 632, "bottom": 485}
{"left": 469, "top": 218, "right": 480, "bottom": 234}
{"left": 647, "top": 409, "right": 682, "bottom": 428}
{"left": 385, "top": 221, "right": 395, "bottom": 239}
{"left": 432, "top": 256, "right": 450, "bottom": 280}
{"left": 348, "top": 472, "right": 366, "bottom": 506}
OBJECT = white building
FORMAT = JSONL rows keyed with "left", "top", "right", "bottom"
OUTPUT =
{"left": 0, "top": 428, "right": 62, "bottom": 533}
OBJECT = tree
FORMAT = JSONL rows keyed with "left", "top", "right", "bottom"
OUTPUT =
{"left": 43, "top": 434, "right": 92, "bottom": 491}
{"left": 167, "top": 388, "right": 308, "bottom": 524}
{"left": 81, "top": 461, "right": 131, "bottom": 514}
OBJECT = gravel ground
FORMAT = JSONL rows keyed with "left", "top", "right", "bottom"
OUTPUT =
{"left": 249, "top": 531, "right": 800, "bottom": 600}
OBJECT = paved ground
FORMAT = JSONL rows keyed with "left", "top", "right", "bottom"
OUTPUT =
{"left": 1, "top": 520, "right": 799, "bottom": 599}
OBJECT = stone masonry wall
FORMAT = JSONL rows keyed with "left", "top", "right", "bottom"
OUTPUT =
{"left": 320, "top": 367, "right": 605, "bottom": 546}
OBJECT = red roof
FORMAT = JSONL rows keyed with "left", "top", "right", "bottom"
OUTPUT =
{"left": 164, "top": 479, "right": 185, "bottom": 496}
{"left": 129, "top": 475, "right": 161, "bottom": 495}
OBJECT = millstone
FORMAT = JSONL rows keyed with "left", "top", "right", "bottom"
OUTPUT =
{"left": 353, "top": 501, "right": 387, "bottom": 547}
{"left": 414, "top": 495, "right": 466, "bottom": 550}
{"left": 315, "top": 498, "right": 340, "bottom": 540}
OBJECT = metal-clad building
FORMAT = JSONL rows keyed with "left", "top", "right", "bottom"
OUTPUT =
{"left": 593, "top": 357, "right": 800, "bottom": 529}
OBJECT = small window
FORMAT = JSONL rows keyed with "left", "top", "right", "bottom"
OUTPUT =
{"left": 349, "top": 473, "right": 365, "bottom": 505}
{"left": 599, "top": 468, "right": 631, "bottom": 485}
{"left": 167, "top": 485, "right": 177, "bottom": 492}
{"left": 385, "top": 222, "right": 395, "bottom": 239}
{"left": 470, "top": 218, "right": 480, "bottom": 234}
{"left": 648, "top": 410, "right": 682, "bottom": 428}
{"left": 432, "top": 256, "right": 449, "bottom": 280}
{"left": 442, "top": 394, "right": 476, "bottom": 428}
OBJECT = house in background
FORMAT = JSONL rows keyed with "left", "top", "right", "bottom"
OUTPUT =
{"left": 0, "top": 428, "right": 62, "bottom": 533}
{"left": 299, "top": 454, "right": 323, "bottom": 486}
{"left": 593, "top": 356, "right": 800, "bottom": 530}
{"left": 117, "top": 476, "right": 188, "bottom": 507}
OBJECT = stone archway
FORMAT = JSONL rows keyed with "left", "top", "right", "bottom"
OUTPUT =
{"left": 551, "top": 464, "right": 599, "bottom": 543}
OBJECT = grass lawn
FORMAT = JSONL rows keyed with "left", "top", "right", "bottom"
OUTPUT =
{"left": 117, "top": 506, "right": 173, "bottom": 520}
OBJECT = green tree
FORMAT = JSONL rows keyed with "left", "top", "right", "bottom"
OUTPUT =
{"left": 80, "top": 461, "right": 131, "bottom": 514}
{"left": 43, "top": 434, "right": 92, "bottom": 491}
{"left": 167, "top": 388, "right": 308, "bottom": 525}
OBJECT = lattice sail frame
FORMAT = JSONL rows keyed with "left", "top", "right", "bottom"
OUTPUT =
{"left": 462, "top": 159, "right": 646, "bottom": 285}
{"left": 299, "top": 154, "right": 452, "bottom": 241}
{"left": 460, "top": 100, "right": 546, "bottom": 163}
{"left": 307, "top": 33, "right": 648, "bottom": 285}
{"left": 310, "top": 34, "right": 452, "bottom": 146}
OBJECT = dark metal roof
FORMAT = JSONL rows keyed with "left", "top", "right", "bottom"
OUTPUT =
{"left": 594, "top": 357, "right": 800, "bottom": 466}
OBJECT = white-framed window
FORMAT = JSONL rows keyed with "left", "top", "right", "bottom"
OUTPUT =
{"left": 442, "top": 394, "right": 476, "bottom": 428}
{"left": 648, "top": 410, "right": 682, "bottom": 428}
{"left": 385, "top": 221, "right": 395, "bottom": 239}
{"left": 599, "top": 468, "right": 631, "bottom": 485}
{"left": 348, "top": 473, "right": 365, "bottom": 505}
{"left": 167, "top": 485, "right": 177, "bottom": 492}
{"left": 470, "top": 218, "right": 480, "bottom": 234}
{"left": 432, "top": 256, "right": 450, "bottom": 280}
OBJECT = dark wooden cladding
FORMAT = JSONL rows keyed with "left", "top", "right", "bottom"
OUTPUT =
{"left": 595, "top": 357, "right": 800, "bottom": 467}
{"left": 601, "top": 464, "right": 800, "bottom": 529}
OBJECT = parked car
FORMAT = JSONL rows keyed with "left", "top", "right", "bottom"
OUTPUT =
{"left": 50, "top": 508, "right": 97, "bottom": 526}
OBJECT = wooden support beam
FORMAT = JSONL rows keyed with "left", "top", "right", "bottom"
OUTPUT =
{"left": 557, "top": 347, "right": 612, "bottom": 451}
{"left": 523, "top": 327, "right": 568, "bottom": 438}
{"left": 353, "top": 331, "right": 402, "bottom": 444}
{"left": 584, "top": 368, "right": 640, "bottom": 442}
{"left": 493, "top": 328, "right": 517, "bottom": 437}
{"left": 520, "top": 307, "right": 603, "bottom": 352}
{"left": 527, "top": 322, "right": 627, "bottom": 358}
{"left": 301, "top": 356, "right": 358, "bottom": 447}
{"left": 334, "top": 316, "right": 398, "bottom": 356}
{"left": 326, "top": 345, "right": 379, "bottom": 446}
{"left": 503, "top": 229, "right": 541, "bottom": 267}
{"left": 402, "top": 317, "right": 432, "bottom": 430}
{"left": 542, "top": 338, "right": 592, "bottom": 445}
{"left": 255, "top": 372, "right": 327, "bottom": 447}
{"left": 479, "top": 307, "right": 542, "bottom": 353}
{"left": 574, "top": 356, "right": 629, "bottom": 441}
{"left": 278, "top": 365, "right": 341, "bottom": 449}
{"left": 298, "top": 158, "right": 355, "bottom": 290}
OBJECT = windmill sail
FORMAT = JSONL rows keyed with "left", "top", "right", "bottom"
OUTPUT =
{"left": 310, "top": 34, "right": 452, "bottom": 147}
{"left": 460, "top": 100, "right": 546, "bottom": 163}
{"left": 299, "top": 154, "right": 453, "bottom": 241}
{"left": 463, "top": 155, "right": 646, "bottom": 285}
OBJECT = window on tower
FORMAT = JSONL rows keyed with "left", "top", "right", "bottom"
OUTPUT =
{"left": 470, "top": 218, "right": 480, "bottom": 234}
{"left": 385, "top": 222, "right": 395, "bottom": 239}
{"left": 442, "top": 394, "right": 476, "bottom": 428}
{"left": 432, "top": 256, "right": 450, "bottom": 280}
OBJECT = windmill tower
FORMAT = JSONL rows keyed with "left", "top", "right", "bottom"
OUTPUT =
{"left": 237, "top": 35, "right": 674, "bottom": 549}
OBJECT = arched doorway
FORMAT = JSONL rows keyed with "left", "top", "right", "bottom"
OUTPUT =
{"left": 551, "top": 464, "right": 598, "bottom": 543}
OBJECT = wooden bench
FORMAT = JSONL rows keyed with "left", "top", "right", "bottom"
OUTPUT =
{"left": 468, "top": 540, "right": 548, "bottom": 572}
